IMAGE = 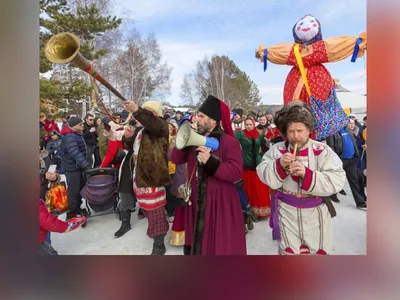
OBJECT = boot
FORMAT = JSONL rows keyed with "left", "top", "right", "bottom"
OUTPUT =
{"left": 114, "top": 210, "right": 131, "bottom": 238}
{"left": 245, "top": 224, "right": 248, "bottom": 235}
{"left": 246, "top": 214, "right": 254, "bottom": 231}
{"left": 249, "top": 209, "right": 259, "bottom": 223}
{"left": 151, "top": 234, "right": 166, "bottom": 255}
{"left": 183, "top": 245, "right": 191, "bottom": 255}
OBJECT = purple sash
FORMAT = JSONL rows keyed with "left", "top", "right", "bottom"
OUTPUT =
{"left": 270, "top": 190, "right": 324, "bottom": 241}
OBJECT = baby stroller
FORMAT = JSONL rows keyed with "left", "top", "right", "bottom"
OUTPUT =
{"left": 80, "top": 167, "right": 120, "bottom": 227}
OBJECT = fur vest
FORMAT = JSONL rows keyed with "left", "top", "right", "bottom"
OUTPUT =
{"left": 133, "top": 108, "right": 172, "bottom": 187}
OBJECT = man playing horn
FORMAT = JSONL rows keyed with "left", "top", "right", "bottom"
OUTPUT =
{"left": 123, "top": 99, "right": 171, "bottom": 255}
{"left": 256, "top": 101, "right": 346, "bottom": 255}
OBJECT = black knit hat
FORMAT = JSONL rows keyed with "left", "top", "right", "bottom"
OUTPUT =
{"left": 199, "top": 95, "right": 221, "bottom": 121}
{"left": 68, "top": 116, "right": 83, "bottom": 127}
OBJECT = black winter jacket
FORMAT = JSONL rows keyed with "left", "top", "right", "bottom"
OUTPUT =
{"left": 326, "top": 127, "right": 359, "bottom": 159}
{"left": 60, "top": 126, "right": 90, "bottom": 172}
{"left": 83, "top": 123, "right": 97, "bottom": 146}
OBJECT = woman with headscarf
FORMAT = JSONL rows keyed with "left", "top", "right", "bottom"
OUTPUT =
{"left": 234, "top": 117, "right": 271, "bottom": 218}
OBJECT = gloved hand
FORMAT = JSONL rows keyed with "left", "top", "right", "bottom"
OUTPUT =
{"left": 67, "top": 216, "right": 87, "bottom": 231}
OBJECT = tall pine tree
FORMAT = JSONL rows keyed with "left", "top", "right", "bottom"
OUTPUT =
{"left": 39, "top": 0, "right": 122, "bottom": 116}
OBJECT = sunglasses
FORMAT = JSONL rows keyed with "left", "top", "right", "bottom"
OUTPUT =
{"left": 88, "top": 118, "right": 94, "bottom": 121}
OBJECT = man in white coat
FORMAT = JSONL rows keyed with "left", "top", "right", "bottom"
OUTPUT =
{"left": 256, "top": 101, "right": 346, "bottom": 255}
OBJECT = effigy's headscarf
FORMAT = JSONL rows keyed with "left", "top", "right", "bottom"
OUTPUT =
{"left": 292, "top": 14, "right": 322, "bottom": 45}
{"left": 274, "top": 101, "right": 317, "bottom": 138}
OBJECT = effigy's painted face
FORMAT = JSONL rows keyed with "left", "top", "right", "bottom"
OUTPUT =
{"left": 294, "top": 15, "right": 319, "bottom": 43}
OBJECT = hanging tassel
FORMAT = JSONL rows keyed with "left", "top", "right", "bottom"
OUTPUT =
{"left": 351, "top": 38, "right": 363, "bottom": 63}
{"left": 316, "top": 249, "right": 327, "bottom": 255}
{"left": 263, "top": 48, "right": 268, "bottom": 72}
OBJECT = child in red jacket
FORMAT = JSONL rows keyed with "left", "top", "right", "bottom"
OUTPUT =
{"left": 39, "top": 200, "right": 86, "bottom": 255}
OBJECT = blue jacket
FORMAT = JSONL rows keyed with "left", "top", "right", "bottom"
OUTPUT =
{"left": 60, "top": 126, "right": 90, "bottom": 172}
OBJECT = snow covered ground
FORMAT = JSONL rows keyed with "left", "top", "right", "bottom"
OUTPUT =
{"left": 51, "top": 181, "right": 366, "bottom": 255}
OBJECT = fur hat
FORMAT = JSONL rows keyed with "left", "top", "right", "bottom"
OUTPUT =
{"left": 199, "top": 95, "right": 221, "bottom": 121}
{"left": 274, "top": 100, "right": 317, "bottom": 138}
{"left": 68, "top": 116, "right": 83, "bottom": 127}
{"left": 232, "top": 108, "right": 244, "bottom": 117}
{"left": 198, "top": 95, "right": 234, "bottom": 137}
{"left": 142, "top": 101, "right": 162, "bottom": 117}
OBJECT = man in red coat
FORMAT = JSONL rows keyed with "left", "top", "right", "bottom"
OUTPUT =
{"left": 171, "top": 95, "right": 247, "bottom": 255}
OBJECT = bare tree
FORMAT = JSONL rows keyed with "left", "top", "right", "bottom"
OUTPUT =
{"left": 116, "top": 29, "right": 172, "bottom": 104}
{"left": 181, "top": 55, "right": 261, "bottom": 111}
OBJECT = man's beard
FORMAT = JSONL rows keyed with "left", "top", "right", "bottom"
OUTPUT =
{"left": 197, "top": 126, "right": 208, "bottom": 135}
{"left": 197, "top": 122, "right": 211, "bottom": 135}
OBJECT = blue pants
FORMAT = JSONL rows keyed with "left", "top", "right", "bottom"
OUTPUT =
{"left": 238, "top": 188, "right": 251, "bottom": 214}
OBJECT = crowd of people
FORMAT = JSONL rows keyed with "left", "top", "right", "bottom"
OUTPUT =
{"left": 39, "top": 96, "right": 367, "bottom": 256}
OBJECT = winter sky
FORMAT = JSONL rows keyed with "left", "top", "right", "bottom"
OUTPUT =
{"left": 113, "top": 0, "right": 367, "bottom": 105}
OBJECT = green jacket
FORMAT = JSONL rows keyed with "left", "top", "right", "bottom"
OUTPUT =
{"left": 96, "top": 124, "right": 109, "bottom": 161}
{"left": 234, "top": 130, "right": 266, "bottom": 169}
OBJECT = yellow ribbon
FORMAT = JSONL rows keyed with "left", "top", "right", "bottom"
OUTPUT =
{"left": 294, "top": 44, "right": 311, "bottom": 97}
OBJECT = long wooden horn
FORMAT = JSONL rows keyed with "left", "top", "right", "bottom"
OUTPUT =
{"left": 44, "top": 32, "right": 126, "bottom": 102}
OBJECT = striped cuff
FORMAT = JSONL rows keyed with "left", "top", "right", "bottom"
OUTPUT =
{"left": 275, "top": 158, "right": 288, "bottom": 181}
{"left": 301, "top": 167, "right": 315, "bottom": 192}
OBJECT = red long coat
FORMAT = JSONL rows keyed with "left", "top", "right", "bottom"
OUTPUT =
{"left": 171, "top": 131, "right": 246, "bottom": 255}
{"left": 39, "top": 201, "right": 68, "bottom": 243}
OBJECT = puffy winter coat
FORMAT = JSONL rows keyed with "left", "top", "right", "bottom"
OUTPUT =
{"left": 39, "top": 200, "right": 68, "bottom": 244}
{"left": 60, "top": 126, "right": 90, "bottom": 172}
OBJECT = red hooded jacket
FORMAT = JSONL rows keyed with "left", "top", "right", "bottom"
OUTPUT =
{"left": 39, "top": 201, "right": 68, "bottom": 244}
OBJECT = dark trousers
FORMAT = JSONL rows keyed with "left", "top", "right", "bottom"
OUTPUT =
{"left": 342, "top": 158, "right": 366, "bottom": 205}
{"left": 65, "top": 171, "right": 85, "bottom": 212}
{"left": 93, "top": 145, "right": 101, "bottom": 168}
{"left": 357, "top": 169, "right": 367, "bottom": 199}
{"left": 39, "top": 241, "right": 58, "bottom": 255}
{"left": 86, "top": 145, "right": 95, "bottom": 168}
{"left": 119, "top": 192, "right": 136, "bottom": 212}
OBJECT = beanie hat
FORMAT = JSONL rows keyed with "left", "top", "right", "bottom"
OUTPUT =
{"left": 68, "top": 116, "right": 83, "bottom": 127}
{"left": 120, "top": 110, "right": 129, "bottom": 120}
{"left": 265, "top": 108, "right": 273, "bottom": 115}
{"left": 101, "top": 116, "right": 111, "bottom": 124}
{"left": 142, "top": 100, "right": 163, "bottom": 117}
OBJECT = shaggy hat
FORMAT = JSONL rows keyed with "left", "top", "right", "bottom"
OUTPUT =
{"left": 274, "top": 101, "right": 317, "bottom": 138}
{"left": 232, "top": 108, "right": 244, "bottom": 117}
{"left": 68, "top": 116, "right": 83, "bottom": 127}
{"left": 142, "top": 100, "right": 163, "bottom": 117}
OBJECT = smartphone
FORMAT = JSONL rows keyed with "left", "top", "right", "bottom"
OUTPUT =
{"left": 48, "top": 165, "right": 57, "bottom": 173}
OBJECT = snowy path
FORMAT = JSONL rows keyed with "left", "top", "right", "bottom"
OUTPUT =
{"left": 52, "top": 181, "right": 366, "bottom": 255}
